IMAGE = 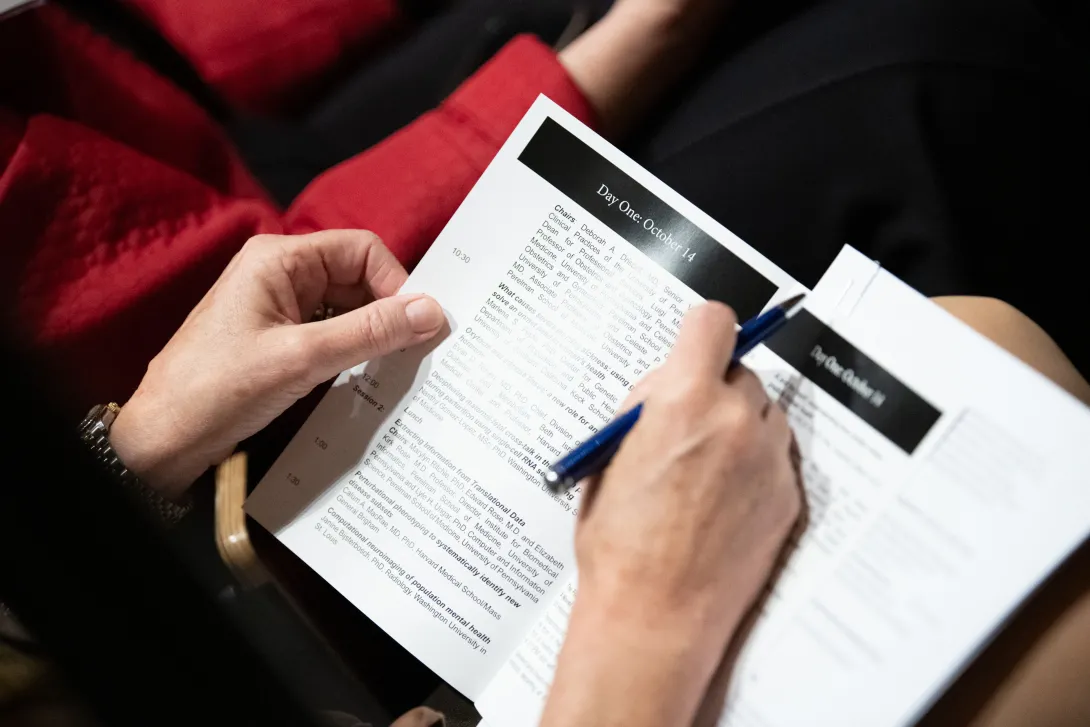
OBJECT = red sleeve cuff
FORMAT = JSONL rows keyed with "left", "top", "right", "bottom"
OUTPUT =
{"left": 444, "top": 34, "right": 599, "bottom": 150}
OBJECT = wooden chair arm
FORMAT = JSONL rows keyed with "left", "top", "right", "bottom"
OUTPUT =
{"left": 214, "top": 452, "right": 268, "bottom": 588}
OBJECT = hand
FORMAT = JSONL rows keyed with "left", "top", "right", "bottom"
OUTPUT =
{"left": 110, "top": 230, "right": 445, "bottom": 499}
{"left": 558, "top": 0, "right": 730, "bottom": 136}
{"left": 540, "top": 302, "right": 801, "bottom": 727}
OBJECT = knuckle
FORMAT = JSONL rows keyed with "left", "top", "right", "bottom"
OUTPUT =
{"left": 731, "top": 364, "right": 761, "bottom": 387}
{"left": 354, "top": 229, "right": 384, "bottom": 250}
{"left": 356, "top": 305, "right": 397, "bottom": 351}
{"left": 242, "top": 234, "right": 277, "bottom": 256}
{"left": 660, "top": 375, "right": 708, "bottom": 409}
{"left": 718, "top": 394, "right": 761, "bottom": 436}
{"left": 239, "top": 235, "right": 287, "bottom": 272}
{"left": 701, "top": 299, "right": 739, "bottom": 329}
{"left": 280, "top": 328, "right": 318, "bottom": 378}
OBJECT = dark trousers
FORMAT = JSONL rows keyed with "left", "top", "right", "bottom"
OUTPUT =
{"left": 627, "top": 0, "right": 1090, "bottom": 372}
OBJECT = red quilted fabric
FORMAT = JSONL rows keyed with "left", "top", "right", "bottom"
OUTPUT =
{"left": 0, "top": 5, "right": 596, "bottom": 414}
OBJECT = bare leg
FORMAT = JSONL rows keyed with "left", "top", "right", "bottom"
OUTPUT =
{"left": 933, "top": 297, "right": 1090, "bottom": 405}
{"left": 919, "top": 296, "right": 1090, "bottom": 727}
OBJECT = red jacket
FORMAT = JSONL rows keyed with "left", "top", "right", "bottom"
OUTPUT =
{"left": 0, "top": 5, "right": 595, "bottom": 414}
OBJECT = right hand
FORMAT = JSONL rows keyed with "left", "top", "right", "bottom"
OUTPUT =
{"left": 542, "top": 303, "right": 801, "bottom": 727}
{"left": 578, "top": 302, "right": 800, "bottom": 636}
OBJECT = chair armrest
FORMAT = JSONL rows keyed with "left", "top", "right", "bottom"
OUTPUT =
{"left": 214, "top": 452, "right": 268, "bottom": 588}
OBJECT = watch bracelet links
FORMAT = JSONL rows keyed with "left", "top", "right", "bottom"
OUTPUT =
{"left": 78, "top": 404, "right": 192, "bottom": 527}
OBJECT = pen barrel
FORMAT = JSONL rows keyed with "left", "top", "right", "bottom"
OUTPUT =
{"left": 545, "top": 405, "right": 642, "bottom": 492}
{"left": 733, "top": 308, "right": 787, "bottom": 362}
{"left": 543, "top": 301, "right": 797, "bottom": 493}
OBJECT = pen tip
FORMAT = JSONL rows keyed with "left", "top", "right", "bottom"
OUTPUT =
{"left": 779, "top": 293, "right": 806, "bottom": 313}
{"left": 544, "top": 469, "right": 577, "bottom": 494}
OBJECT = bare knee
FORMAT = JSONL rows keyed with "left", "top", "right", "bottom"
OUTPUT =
{"left": 932, "top": 296, "right": 1090, "bottom": 405}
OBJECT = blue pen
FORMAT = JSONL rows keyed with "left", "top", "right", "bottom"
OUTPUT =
{"left": 543, "top": 293, "right": 806, "bottom": 494}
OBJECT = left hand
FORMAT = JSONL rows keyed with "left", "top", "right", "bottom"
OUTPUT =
{"left": 111, "top": 230, "right": 446, "bottom": 498}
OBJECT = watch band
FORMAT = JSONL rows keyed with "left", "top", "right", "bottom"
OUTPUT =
{"left": 78, "top": 403, "right": 192, "bottom": 526}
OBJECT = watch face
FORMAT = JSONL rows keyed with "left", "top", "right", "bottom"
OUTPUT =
{"left": 80, "top": 405, "right": 111, "bottom": 438}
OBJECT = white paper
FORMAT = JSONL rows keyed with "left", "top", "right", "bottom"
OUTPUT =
{"left": 476, "top": 247, "right": 1090, "bottom": 727}
{"left": 475, "top": 578, "right": 577, "bottom": 727}
{"left": 246, "top": 96, "right": 798, "bottom": 697}
{"left": 720, "top": 248, "right": 1090, "bottom": 726}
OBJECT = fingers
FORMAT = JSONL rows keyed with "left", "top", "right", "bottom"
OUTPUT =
{"left": 668, "top": 302, "right": 776, "bottom": 425}
{"left": 667, "top": 302, "right": 738, "bottom": 381}
{"left": 620, "top": 368, "right": 658, "bottom": 412}
{"left": 726, "top": 365, "right": 770, "bottom": 417}
{"left": 297, "top": 294, "right": 446, "bottom": 382}
{"left": 286, "top": 229, "right": 410, "bottom": 298}
{"left": 323, "top": 283, "right": 373, "bottom": 311}
{"left": 729, "top": 366, "right": 791, "bottom": 456}
{"left": 622, "top": 303, "right": 752, "bottom": 413}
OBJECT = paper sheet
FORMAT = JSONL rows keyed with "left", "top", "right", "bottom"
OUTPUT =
{"left": 246, "top": 96, "right": 798, "bottom": 697}
{"left": 476, "top": 247, "right": 1090, "bottom": 727}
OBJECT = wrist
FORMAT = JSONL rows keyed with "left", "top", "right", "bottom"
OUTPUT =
{"left": 543, "top": 594, "right": 726, "bottom": 727}
{"left": 110, "top": 396, "right": 199, "bottom": 500}
{"left": 576, "top": 578, "right": 743, "bottom": 659}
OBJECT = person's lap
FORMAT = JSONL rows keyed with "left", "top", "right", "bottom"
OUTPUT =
{"left": 629, "top": 0, "right": 1090, "bottom": 370}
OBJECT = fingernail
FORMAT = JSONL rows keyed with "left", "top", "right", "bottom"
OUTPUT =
{"left": 405, "top": 297, "right": 444, "bottom": 334}
{"left": 425, "top": 708, "right": 445, "bottom": 727}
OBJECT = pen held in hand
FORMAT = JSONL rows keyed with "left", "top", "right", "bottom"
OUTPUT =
{"left": 543, "top": 293, "right": 806, "bottom": 494}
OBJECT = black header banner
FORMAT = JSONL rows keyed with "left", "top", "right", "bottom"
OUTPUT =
{"left": 766, "top": 310, "right": 941, "bottom": 454}
{"left": 518, "top": 118, "right": 777, "bottom": 320}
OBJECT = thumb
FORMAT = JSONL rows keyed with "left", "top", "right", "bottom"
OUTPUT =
{"left": 299, "top": 294, "right": 445, "bottom": 382}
